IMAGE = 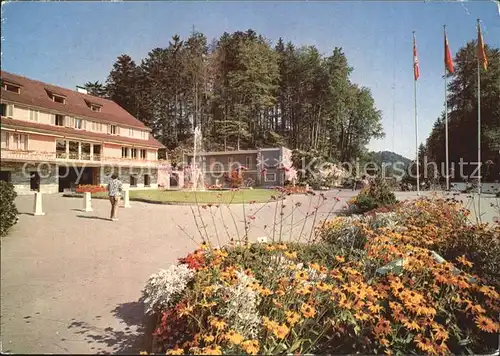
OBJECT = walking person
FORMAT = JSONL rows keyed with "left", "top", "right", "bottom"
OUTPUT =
{"left": 107, "top": 173, "right": 123, "bottom": 221}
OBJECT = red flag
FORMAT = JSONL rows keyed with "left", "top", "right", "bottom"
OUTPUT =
{"left": 444, "top": 28, "right": 455, "bottom": 74}
{"left": 413, "top": 32, "right": 420, "bottom": 81}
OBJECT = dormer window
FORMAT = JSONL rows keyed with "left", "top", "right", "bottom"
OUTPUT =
{"left": 53, "top": 95, "right": 65, "bottom": 104}
{"left": 2, "top": 82, "right": 21, "bottom": 94}
{"left": 85, "top": 99, "right": 102, "bottom": 112}
{"left": 45, "top": 89, "right": 66, "bottom": 104}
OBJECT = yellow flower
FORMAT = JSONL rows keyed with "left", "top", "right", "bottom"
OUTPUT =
{"left": 456, "top": 254, "right": 473, "bottom": 268}
{"left": 241, "top": 340, "right": 260, "bottom": 355}
{"left": 368, "top": 304, "right": 383, "bottom": 314}
{"left": 310, "top": 263, "right": 321, "bottom": 271}
{"left": 209, "top": 318, "right": 227, "bottom": 331}
{"left": 285, "top": 311, "right": 301, "bottom": 326}
{"left": 166, "top": 348, "right": 184, "bottom": 355}
{"left": 276, "top": 243, "right": 288, "bottom": 250}
{"left": 178, "top": 303, "right": 193, "bottom": 317}
{"left": 202, "top": 345, "right": 222, "bottom": 355}
{"left": 273, "top": 323, "right": 290, "bottom": 339}
{"left": 225, "top": 330, "right": 244, "bottom": 345}
{"left": 316, "top": 281, "right": 331, "bottom": 292}
{"left": 201, "top": 301, "right": 217, "bottom": 309}
{"left": 200, "top": 241, "right": 210, "bottom": 250}
{"left": 265, "top": 245, "right": 276, "bottom": 252}
{"left": 259, "top": 287, "right": 273, "bottom": 296}
{"left": 335, "top": 255, "right": 345, "bottom": 263}
{"left": 300, "top": 303, "right": 317, "bottom": 318}
{"left": 203, "top": 334, "right": 215, "bottom": 343}
{"left": 284, "top": 251, "right": 297, "bottom": 259}
{"left": 294, "top": 271, "right": 309, "bottom": 281}
{"left": 139, "top": 352, "right": 148, "bottom": 355}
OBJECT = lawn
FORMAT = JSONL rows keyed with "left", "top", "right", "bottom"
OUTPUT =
{"left": 68, "top": 189, "right": 280, "bottom": 204}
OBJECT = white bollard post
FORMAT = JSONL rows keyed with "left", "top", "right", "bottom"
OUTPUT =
{"left": 33, "top": 192, "right": 45, "bottom": 216}
{"left": 83, "top": 192, "right": 93, "bottom": 212}
{"left": 123, "top": 189, "right": 131, "bottom": 208}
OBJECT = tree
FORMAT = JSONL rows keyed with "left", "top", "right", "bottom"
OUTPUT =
{"left": 426, "top": 41, "right": 500, "bottom": 182}
{"left": 82, "top": 81, "right": 107, "bottom": 97}
{"left": 106, "top": 54, "right": 141, "bottom": 119}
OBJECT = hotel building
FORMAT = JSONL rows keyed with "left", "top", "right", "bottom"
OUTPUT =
{"left": 0, "top": 71, "right": 165, "bottom": 195}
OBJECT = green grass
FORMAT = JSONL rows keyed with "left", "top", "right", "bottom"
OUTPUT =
{"left": 69, "top": 189, "right": 280, "bottom": 204}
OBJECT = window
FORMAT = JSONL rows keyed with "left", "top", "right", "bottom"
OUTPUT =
{"left": 131, "top": 148, "right": 137, "bottom": 159}
{"left": 121, "top": 147, "right": 129, "bottom": 158}
{"left": 55, "top": 114, "right": 65, "bottom": 126}
{"left": 0, "top": 171, "right": 11, "bottom": 183}
{"left": 7, "top": 133, "right": 29, "bottom": 151}
{"left": 3, "top": 83, "right": 20, "bottom": 94}
{"left": 74, "top": 118, "right": 82, "bottom": 129}
{"left": 1, "top": 103, "right": 13, "bottom": 117}
{"left": 265, "top": 173, "right": 276, "bottom": 182}
{"left": 52, "top": 94, "right": 65, "bottom": 104}
{"left": 29, "top": 109, "right": 39, "bottom": 122}
{"left": 140, "top": 149, "right": 147, "bottom": 159}
{"left": 90, "top": 105, "right": 101, "bottom": 112}
{"left": 56, "top": 140, "right": 66, "bottom": 158}
{"left": 130, "top": 175, "right": 137, "bottom": 187}
{"left": 109, "top": 125, "right": 117, "bottom": 135}
{"left": 144, "top": 174, "right": 151, "bottom": 187}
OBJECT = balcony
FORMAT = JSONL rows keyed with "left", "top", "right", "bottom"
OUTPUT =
{"left": 2, "top": 149, "right": 166, "bottom": 167}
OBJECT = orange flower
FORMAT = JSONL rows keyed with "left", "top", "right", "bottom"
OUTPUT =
{"left": 225, "top": 330, "right": 244, "bottom": 345}
{"left": 335, "top": 255, "right": 345, "bottom": 263}
{"left": 374, "top": 319, "right": 392, "bottom": 336}
{"left": 475, "top": 315, "right": 499, "bottom": 333}
{"left": 241, "top": 340, "right": 259, "bottom": 355}
{"left": 285, "top": 311, "right": 301, "bottom": 326}
{"left": 300, "top": 303, "right": 317, "bottom": 318}
{"left": 273, "top": 323, "right": 290, "bottom": 339}
{"left": 456, "top": 254, "right": 473, "bottom": 268}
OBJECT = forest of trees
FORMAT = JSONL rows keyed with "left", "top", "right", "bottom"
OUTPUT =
{"left": 83, "top": 29, "right": 384, "bottom": 163}
{"left": 425, "top": 41, "right": 500, "bottom": 181}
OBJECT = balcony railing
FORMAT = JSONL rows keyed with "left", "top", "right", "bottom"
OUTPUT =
{"left": 2, "top": 149, "right": 166, "bottom": 167}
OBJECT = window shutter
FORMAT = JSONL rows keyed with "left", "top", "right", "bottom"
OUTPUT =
{"left": 82, "top": 120, "right": 87, "bottom": 130}
{"left": 116, "top": 126, "right": 120, "bottom": 135}
{"left": 64, "top": 116, "right": 70, "bottom": 127}
{"left": 50, "top": 114, "right": 55, "bottom": 125}
{"left": 24, "top": 135, "right": 29, "bottom": 150}
{"left": 7, "top": 105, "right": 13, "bottom": 117}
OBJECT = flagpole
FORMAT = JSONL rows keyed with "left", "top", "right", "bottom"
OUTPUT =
{"left": 477, "top": 19, "right": 482, "bottom": 198}
{"left": 444, "top": 25, "right": 450, "bottom": 191}
{"left": 413, "top": 31, "right": 420, "bottom": 196}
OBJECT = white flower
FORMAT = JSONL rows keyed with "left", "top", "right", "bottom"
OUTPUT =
{"left": 216, "top": 270, "right": 262, "bottom": 339}
{"left": 141, "top": 264, "right": 194, "bottom": 314}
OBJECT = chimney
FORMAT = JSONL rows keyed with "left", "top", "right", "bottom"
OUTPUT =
{"left": 76, "top": 86, "right": 88, "bottom": 94}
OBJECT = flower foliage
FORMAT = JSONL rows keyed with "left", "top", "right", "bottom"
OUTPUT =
{"left": 144, "top": 197, "right": 500, "bottom": 355}
{"left": 141, "top": 264, "right": 195, "bottom": 315}
{"left": 75, "top": 184, "right": 107, "bottom": 193}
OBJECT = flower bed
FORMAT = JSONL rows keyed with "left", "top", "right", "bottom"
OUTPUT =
{"left": 75, "top": 185, "right": 107, "bottom": 193}
{"left": 141, "top": 197, "right": 499, "bottom": 355}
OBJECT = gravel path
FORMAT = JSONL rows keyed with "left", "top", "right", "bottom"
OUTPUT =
{"left": 1, "top": 190, "right": 497, "bottom": 354}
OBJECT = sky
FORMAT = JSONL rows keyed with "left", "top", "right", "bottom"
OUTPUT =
{"left": 1, "top": 1, "right": 499, "bottom": 159}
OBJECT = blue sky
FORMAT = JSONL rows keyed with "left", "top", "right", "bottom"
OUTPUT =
{"left": 1, "top": 1, "right": 499, "bottom": 158}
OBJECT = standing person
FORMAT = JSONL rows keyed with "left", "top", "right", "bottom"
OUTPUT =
{"left": 361, "top": 175, "right": 370, "bottom": 189}
{"left": 107, "top": 173, "right": 123, "bottom": 221}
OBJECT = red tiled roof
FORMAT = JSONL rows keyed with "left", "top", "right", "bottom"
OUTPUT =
{"left": 1, "top": 71, "right": 147, "bottom": 129}
{"left": 1, "top": 117, "right": 164, "bottom": 149}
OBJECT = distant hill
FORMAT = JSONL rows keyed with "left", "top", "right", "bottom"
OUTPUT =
{"left": 370, "top": 151, "right": 412, "bottom": 166}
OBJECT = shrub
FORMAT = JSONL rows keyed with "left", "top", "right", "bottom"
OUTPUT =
{"left": 351, "top": 176, "right": 397, "bottom": 213}
{"left": 0, "top": 181, "right": 19, "bottom": 237}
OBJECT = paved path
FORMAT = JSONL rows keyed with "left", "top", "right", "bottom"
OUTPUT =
{"left": 1, "top": 190, "right": 497, "bottom": 354}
